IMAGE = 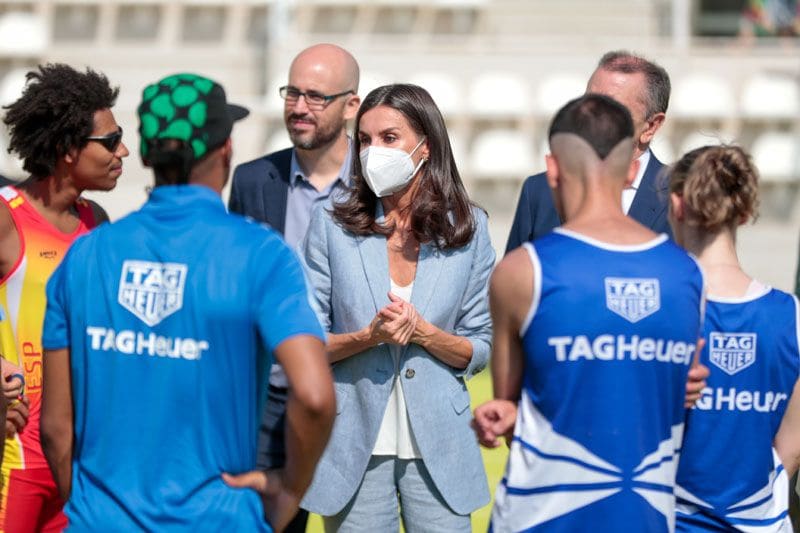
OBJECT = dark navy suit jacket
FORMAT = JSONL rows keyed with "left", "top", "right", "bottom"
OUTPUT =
{"left": 228, "top": 148, "right": 293, "bottom": 232}
{"left": 505, "top": 153, "right": 671, "bottom": 253}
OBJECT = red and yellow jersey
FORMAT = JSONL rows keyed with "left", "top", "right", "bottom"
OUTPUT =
{"left": 0, "top": 185, "right": 97, "bottom": 470}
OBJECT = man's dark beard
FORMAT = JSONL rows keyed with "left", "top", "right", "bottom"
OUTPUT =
{"left": 287, "top": 114, "right": 342, "bottom": 151}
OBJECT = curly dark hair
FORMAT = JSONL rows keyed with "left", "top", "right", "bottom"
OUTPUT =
{"left": 3, "top": 63, "right": 119, "bottom": 179}
{"left": 333, "top": 84, "right": 476, "bottom": 249}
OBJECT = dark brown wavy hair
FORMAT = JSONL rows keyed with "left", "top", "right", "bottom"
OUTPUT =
{"left": 332, "top": 84, "right": 476, "bottom": 249}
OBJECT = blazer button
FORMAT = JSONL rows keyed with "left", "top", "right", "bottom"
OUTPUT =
{"left": 405, "top": 368, "right": 415, "bottom": 379}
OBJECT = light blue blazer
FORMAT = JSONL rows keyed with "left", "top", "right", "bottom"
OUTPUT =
{"left": 300, "top": 204, "right": 494, "bottom": 516}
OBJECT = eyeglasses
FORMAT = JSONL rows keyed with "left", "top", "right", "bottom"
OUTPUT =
{"left": 279, "top": 86, "right": 354, "bottom": 109}
{"left": 85, "top": 127, "right": 123, "bottom": 153}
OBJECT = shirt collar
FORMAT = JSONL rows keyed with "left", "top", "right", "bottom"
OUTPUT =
{"left": 147, "top": 184, "right": 224, "bottom": 209}
{"left": 629, "top": 149, "right": 650, "bottom": 191}
{"left": 289, "top": 138, "right": 353, "bottom": 188}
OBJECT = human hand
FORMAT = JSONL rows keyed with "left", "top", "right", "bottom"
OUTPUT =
{"left": 685, "top": 338, "right": 708, "bottom": 408}
{"left": 685, "top": 363, "right": 709, "bottom": 408}
{"left": 369, "top": 292, "right": 417, "bottom": 346}
{"left": 472, "top": 399, "right": 517, "bottom": 448}
{"left": 6, "top": 395, "right": 30, "bottom": 438}
{"left": 385, "top": 292, "right": 432, "bottom": 346}
{"left": 1, "top": 359, "right": 24, "bottom": 400}
{"left": 222, "top": 469, "right": 300, "bottom": 532}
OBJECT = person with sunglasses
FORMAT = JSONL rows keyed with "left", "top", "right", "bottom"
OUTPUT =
{"left": 0, "top": 62, "right": 127, "bottom": 532}
{"left": 228, "top": 43, "right": 360, "bottom": 533}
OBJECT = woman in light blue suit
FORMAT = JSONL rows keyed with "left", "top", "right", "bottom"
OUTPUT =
{"left": 300, "top": 84, "right": 494, "bottom": 531}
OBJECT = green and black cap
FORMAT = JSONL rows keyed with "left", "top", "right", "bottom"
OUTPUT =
{"left": 137, "top": 73, "right": 249, "bottom": 170}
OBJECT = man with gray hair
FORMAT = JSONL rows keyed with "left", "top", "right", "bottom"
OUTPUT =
{"left": 506, "top": 50, "right": 672, "bottom": 252}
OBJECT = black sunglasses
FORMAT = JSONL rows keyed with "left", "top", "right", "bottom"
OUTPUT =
{"left": 85, "top": 127, "right": 123, "bottom": 153}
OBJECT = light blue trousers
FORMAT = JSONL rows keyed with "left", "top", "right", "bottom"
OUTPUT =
{"left": 323, "top": 455, "right": 471, "bottom": 532}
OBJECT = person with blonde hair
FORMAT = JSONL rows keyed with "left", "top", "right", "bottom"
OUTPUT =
{"left": 670, "top": 145, "right": 800, "bottom": 532}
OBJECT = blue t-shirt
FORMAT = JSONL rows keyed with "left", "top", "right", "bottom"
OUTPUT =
{"left": 43, "top": 185, "right": 324, "bottom": 532}
{"left": 676, "top": 286, "right": 800, "bottom": 532}
{"left": 491, "top": 229, "right": 705, "bottom": 533}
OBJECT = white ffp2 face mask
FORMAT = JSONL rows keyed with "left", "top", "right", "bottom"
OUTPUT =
{"left": 359, "top": 137, "right": 426, "bottom": 197}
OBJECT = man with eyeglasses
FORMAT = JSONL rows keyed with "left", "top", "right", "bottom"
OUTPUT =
{"left": 506, "top": 51, "right": 674, "bottom": 253}
{"left": 228, "top": 42, "right": 360, "bottom": 533}
{"left": 0, "top": 63, "right": 127, "bottom": 532}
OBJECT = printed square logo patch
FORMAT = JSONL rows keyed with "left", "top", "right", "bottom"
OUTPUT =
{"left": 118, "top": 260, "right": 188, "bottom": 326}
{"left": 605, "top": 277, "right": 660, "bottom": 323}
{"left": 709, "top": 332, "right": 757, "bottom": 375}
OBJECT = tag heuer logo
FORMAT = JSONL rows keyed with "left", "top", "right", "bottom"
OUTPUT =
{"left": 118, "top": 260, "right": 188, "bottom": 326}
{"left": 605, "top": 277, "right": 660, "bottom": 323}
{"left": 709, "top": 332, "right": 757, "bottom": 375}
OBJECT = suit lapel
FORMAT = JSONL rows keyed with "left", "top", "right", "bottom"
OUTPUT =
{"left": 264, "top": 150, "right": 291, "bottom": 234}
{"left": 410, "top": 243, "right": 444, "bottom": 317}
{"left": 627, "top": 154, "right": 666, "bottom": 230}
{"left": 357, "top": 206, "right": 391, "bottom": 314}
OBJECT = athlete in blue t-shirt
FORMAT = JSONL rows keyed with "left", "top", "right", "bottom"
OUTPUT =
{"left": 39, "top": 74, "right": 335, "bottom": 532}
{"left": 669, "top": 145, "right": 800, "bottom": 532}
{"left": 474, "top": 94, "right": 708, "bottom": 532}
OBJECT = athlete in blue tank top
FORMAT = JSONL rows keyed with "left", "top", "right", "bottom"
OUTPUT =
{"left": 39, "top": 74, "right": 336, "bottom": 532}
{"left": 473, "top": 94, "right": 708, "bottom": 533}
{"left": 668, "top": 145, "right": 800, "bottom": 533}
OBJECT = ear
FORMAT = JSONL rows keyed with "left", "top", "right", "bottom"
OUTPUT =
{"left": 640, "top": 112, "right": 665, "bottom": 146}
{"left": 63, "top": 147, "right": 79, "bottom": 165}
{"left": 545, "top": 153, "right": 559, "bottom": 189}
{"left": 625, "top": 158, "right": 640, "bottom": 188}
{"left": 222, "top": 138, "right": 233, "bottom": 163}
{"left": 420, "top": 137, "right": 430, "bottom": 161}
{"left": 344, "top": 94, "right": 361, "bottom": 121}
{"left": 669, "top": 192, "right": 685, "bottom": 222}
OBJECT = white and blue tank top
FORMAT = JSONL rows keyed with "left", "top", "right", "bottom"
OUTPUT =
{"left": 676, "top": 282, "right": 800, "bottom": 533}
{"left": 491, "top": 229, "right": 705, "bottom": 533}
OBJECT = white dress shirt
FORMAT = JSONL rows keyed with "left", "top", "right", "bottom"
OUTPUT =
{"left": 622, "top": 149, "right": 650, "bottom": 215}
{"left": 372, "top": 279, "right": 422, "bottom": 459}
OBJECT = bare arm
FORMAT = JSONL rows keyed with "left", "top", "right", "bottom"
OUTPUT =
{"left": 775, "top": 378, "right": 800, "bottom": 477}
{"left": 276, "top": 334, "right": 335, "bottom": 498}
{"left": 491, "top": 248, "right": 532, "bottom": 402}
{"left": 40, "top": 347, "right": 73, "bottom": 501}
{"left": 0, "top": 394, "right": 5, "bottom": 462}
{"left": 327, "top": 300, "right": 420, "bottom": 363}
{"left": 0, "top": 201, "right": 20, "bottom": 280}
{"left": 410, "top": 319, "right": 472, "bottom": 369}
{"left": 224, "top": 334, "right": 334, "bottom": 532}
{"left": 399, "top": 211, "right": 496, "bottom": 372}
{"left": 326, "top": 329, "right": 377, "bottom": 363}
{"left": 380, "top": 293, "right": 473, "bottom": 369}
{"left": 472, "top": 248, "right": 532, "bottom": 447}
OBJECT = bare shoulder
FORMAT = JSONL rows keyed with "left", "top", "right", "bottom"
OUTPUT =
{"left": 491, "top": 247, "right": 534, "bottom": 303}
{"left": 493, "top": 247, "right": 533, "bottom": 282}
{"left": 0, "top": 201, "right": 20, "bottom": 279}
{"left": 0, "top": 199, "right": 14, "bottom": 236}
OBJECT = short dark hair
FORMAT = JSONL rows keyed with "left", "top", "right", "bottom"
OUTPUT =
{"left": 597, "top": 50, "right": 671, "bottom": 118}
{"left": 3, "top": 63, "right": 119, "bottom": 179}
{"left": 549, "top": 93, "right": 634, "bottom": 160}
{"left": 333, "top": 83, "right": 476, "bottom": 249}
